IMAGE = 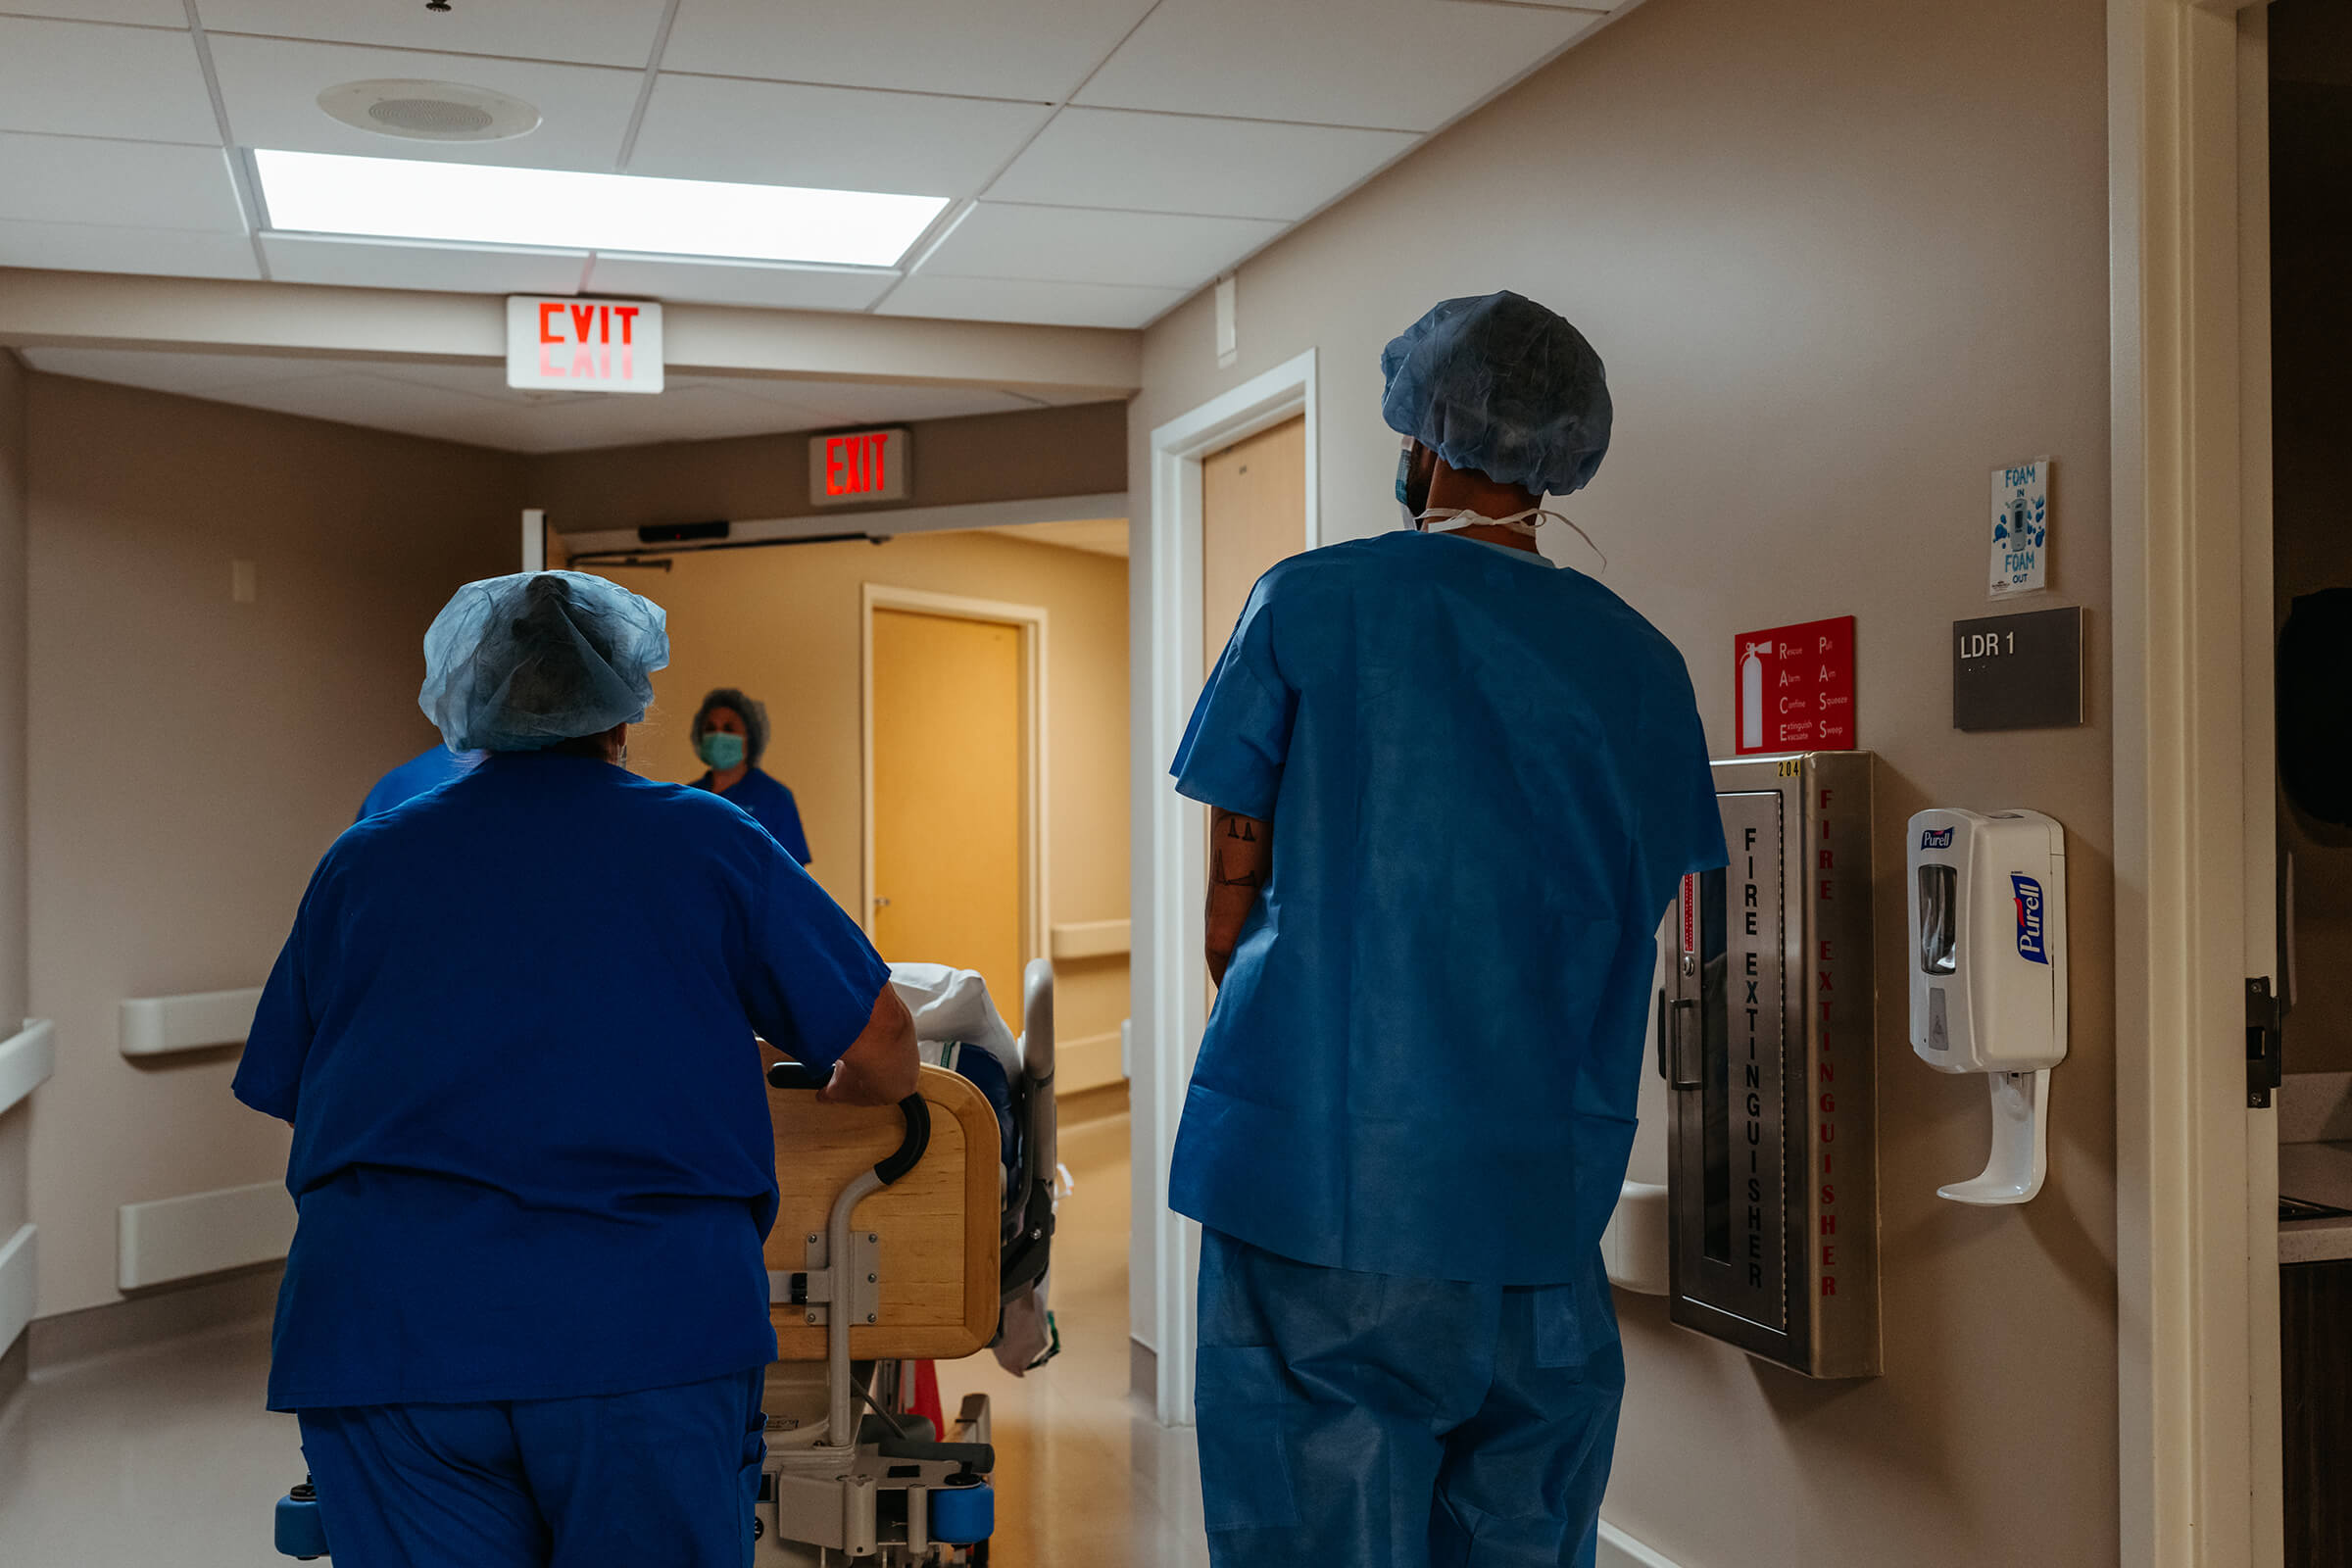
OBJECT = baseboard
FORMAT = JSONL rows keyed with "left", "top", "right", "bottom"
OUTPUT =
{"left": 1598, "top": 1518, "right": 1685, "bottom": 1568}
{"left": 28, "top": 1259, "right": 282, "bottom": 1373}
{"left": 118, "top": 1178, "right": 295, "bottom": 1290}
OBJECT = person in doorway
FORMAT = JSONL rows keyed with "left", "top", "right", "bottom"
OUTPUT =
{"left": 689, "top": 686, "right": 812, "bottom": 865}
{"left": 354, "top": 741, "right": 481, "bottom": 820}
{"left": 1170, "top": 291, "right": 1727, "bottom": 1568}
{"left": 233, "top": 570, "right": 919, "bottom": 1568}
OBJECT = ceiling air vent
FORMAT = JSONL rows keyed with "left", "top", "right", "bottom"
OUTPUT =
{"left": 317, "top": 79, "right": 540, "bottom": 143}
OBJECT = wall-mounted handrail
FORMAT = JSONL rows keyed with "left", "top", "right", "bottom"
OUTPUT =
{"left": 120, "top": 987, "right": 262, "bottom": 1058}
{"left": 0, "top": 1018, "right": 54, "bottom": 1118}
{"left": 1048, "top": 919, "right": 1130, "bottom": 961}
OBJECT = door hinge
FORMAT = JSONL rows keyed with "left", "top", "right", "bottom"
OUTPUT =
{"left": 2246, "top": 976, "right": 2284, "bottom": 1109}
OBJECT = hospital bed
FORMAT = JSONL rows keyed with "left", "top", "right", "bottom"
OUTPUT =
{"left": 275, "top": 959, "right": 1060, "bottom": 1565}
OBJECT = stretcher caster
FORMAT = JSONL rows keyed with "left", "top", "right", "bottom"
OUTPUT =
{"left": 928, "top": 1477, "right": 994, "bottom": 1544}
{"left": 274, "top": 1476, "right": 330, "bottom": 1559}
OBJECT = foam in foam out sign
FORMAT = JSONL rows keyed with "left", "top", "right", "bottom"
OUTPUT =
{"left": 506, "top": 296, "right": 663, "bottom": 395}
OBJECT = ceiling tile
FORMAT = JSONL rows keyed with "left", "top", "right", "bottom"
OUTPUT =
{"left": 260, "top": 232, "right": 589, "bottom": 294}
{"left": 1075, "top": 0, "right": 1605, "bottom": 133}
{"left": 487, "top": 384, "right": 836, "bottom": 452}
{"left": 210, "top": 34, "right": 643, "bottom": 172}
{"left": 0, "top": 17, "right": 220, "bottom": 144}
{"left": 990, "top": 107, "right": 1417, "bottom": 220}
{"left": 998, "top": 381, "right": 1134, "bottom": 408}
{"left": 878, "top": 274, "right": 1183, "bottom": 330}
{"left": 987, "top": 517, "right": 1130, "bottom": 558}
{"left": 661, "top": 0, "right": 1156, "bottom": 104}
{"left": 581, "top": 253, "right": 897, "bottom": 313}
{"left": 17, "top": 346, "right": 337, "bottom": 395}
{"left": 15, "top": 348, "right": 1066, "bottom": 450}
{"left": 732, "top": 379, "right": 1043, "bottom": 427}
{"left": 921, "top": 202, "right": 1282, "bottom": 290}
{"left": 629, "top": 75, "right": 1049, "bottom": 199}
{"left": 0, "top": 134, "right": 245, "bottom": 230}
{"left": 183, "top": 370, "right": 533, "bottom": 448}
{"left": 0, "top": 222, "right": 259, "bottom": 282}
{"left": 194, "top": 0, "right": 672, "bottom": 70}
{"left": 3, "top": 1, "right": 187, "bottom": 24}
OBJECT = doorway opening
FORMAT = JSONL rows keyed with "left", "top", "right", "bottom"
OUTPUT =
{"left": 862, "top": 587, "right": 1044, "bottom": 1031}
{"left": 2265, "top": 4, "right": 2352, "bottom": 1558}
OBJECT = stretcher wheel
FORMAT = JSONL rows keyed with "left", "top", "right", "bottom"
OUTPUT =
{"left": 274, "top": 1482, "right": 330, "bottom": 1559}
{"left": 928, "top": 1477, "right": 994, "bottom": 1544}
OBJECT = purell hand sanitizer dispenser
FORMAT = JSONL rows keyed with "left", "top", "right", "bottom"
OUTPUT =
{"left": 1907, "top": 808, "right": 2068, "bottom": 1204}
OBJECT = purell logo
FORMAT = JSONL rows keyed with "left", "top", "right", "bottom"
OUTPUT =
{"left": 2012, "top": 874, "right": 2049, "bottom": 964}
{"left": 1919, "top": 827, "right": 1954, "bottom": 850}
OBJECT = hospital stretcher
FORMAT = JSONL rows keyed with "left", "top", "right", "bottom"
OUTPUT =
{"left": 275, "top": 959, "right": 1060, "bottom": 1565}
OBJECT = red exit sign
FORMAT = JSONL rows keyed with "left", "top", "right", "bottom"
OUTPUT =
{"left": 809, "top": 427, "right": 910, "bottom": 507}
{"left": 505, "top": 296, "right": 663, "bottom": 395}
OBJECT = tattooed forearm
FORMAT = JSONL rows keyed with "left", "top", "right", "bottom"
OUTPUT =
{"left": 1205, "top": 808, "right": 1273, "bottom": 985}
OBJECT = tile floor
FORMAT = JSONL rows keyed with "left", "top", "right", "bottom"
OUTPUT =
{"left": 0, "top": 1105, "right": 1206, "bottom": 1566}
{"left": 936, "top": 1106, "right": 1209, "bottom": 1568}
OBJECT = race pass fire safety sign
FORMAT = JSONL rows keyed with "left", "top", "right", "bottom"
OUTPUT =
{"left": 1735, "top": 616, "right": 1856, "bottom": 755}
{"left": 506, "top": 296, "right": 663, "bottom": 394}
{"left": 808, "top": 427, "right": 911, "bottom": 507}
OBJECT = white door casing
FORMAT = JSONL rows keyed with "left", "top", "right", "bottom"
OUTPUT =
{"left": 2109, "top": 1, "right": 2283, "bottom": 1562}
{"left": 1133, "top": 350, "right": 1318, "bottom": 1426}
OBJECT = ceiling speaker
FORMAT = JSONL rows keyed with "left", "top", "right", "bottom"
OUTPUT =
{"left": 317, "top": 78, "right": 541, "bottom": 143}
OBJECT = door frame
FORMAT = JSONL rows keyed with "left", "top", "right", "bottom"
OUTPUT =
{"left": 1134, "top": 348, "right": 1318, "bottom": 1426}
{"left": 2109, "top": 2, "right": 2281, "bottom": 1562}
{"left": 859, "top": 584, "right": 1051, "bottom": 985}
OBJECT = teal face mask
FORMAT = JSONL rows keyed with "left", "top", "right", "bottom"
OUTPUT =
{"left": 697, "top": 731, "right": 748, "bottom": 770}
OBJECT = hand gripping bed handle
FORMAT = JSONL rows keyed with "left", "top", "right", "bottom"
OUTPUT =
{"left": 765, "top": 1061, "right": 931, "bottom": 1187}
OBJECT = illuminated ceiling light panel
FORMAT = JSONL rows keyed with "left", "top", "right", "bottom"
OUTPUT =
{"left": 253, "top": 149, "right": 947, "bottom": 269}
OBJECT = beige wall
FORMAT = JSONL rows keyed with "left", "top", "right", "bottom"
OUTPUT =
{"left": 1132, "top": 0, "right": 2117, "bottom": 1562}
{"left": 0, "top": 352, "right": 27, "bottom": 1279}
{"left": 24, "top": 374, "right": 521, "bottom": 1316}
{"left": 582, "top": 529, "right": 1131, "bottom": 1079}
{"left": 526, "top": 401, "right": 1127, "bottom": 536}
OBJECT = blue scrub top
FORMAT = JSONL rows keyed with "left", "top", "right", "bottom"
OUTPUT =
{"left": 356, "top": 744, "right": 479, "bottom": 821}
{"left": 1170, "top": 529, "right": 1726, "bottom": 1287}
{"left": 693, "top": 764, "right": 812, "bottom": 865}
{"left": 236, "top": 750, "right": 891, "bottom": 1410}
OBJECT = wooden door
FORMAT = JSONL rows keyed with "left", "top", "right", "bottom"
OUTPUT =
{"left": 869, "top": 608, "right": 1024, "bottom": 1028}
{"left": 1200, "top": 415, "right": 1306, "bottom": 1007}
{"left": 1201, "top": 414, "right": 1307, "bottom": 661}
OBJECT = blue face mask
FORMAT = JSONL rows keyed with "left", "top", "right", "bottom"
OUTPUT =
{"left": 697, "top": 731, "right": 748, "bottom": 770}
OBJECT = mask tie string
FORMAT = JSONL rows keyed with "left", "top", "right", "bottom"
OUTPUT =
{"left": 1415, "top": 506, "right": 1607, "bottom": 572}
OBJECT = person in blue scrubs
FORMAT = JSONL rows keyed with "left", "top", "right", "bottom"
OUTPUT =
{"left": 354, "top": 742, "right": 481, "bottom": 820}
{"left": 1171, "top": 292, "right": 1729, "bottom": 1568}
{"left": 688, "top": 687, "right": 812, "bottom": 865}
{"left": 235, "top": 570, "right": 920, "bottom": 1568}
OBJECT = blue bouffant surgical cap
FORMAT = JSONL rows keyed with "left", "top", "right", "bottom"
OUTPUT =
{"left": 1379, "top": 290, "right": 1613, "bottom": 496}
{"left": 419, "top": 571, "right": 670, "bottom": 753}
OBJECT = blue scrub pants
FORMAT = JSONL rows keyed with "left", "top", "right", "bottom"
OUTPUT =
{"left": 1195, "top": 1229, "right": 1622, "bottom": 1568}
{"left": 296, "top": 1368, "right": 764, "bottom": 1568}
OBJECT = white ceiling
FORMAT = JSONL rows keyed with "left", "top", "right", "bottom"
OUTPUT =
{"left": 0, "top": 0, "right": 1625, "bottom": 329}
{"left": 17, "top": 345, "right": 1061, "bottom": 454}
{"left": 986, "top": 516, "right": 1130, "bottom": 559}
